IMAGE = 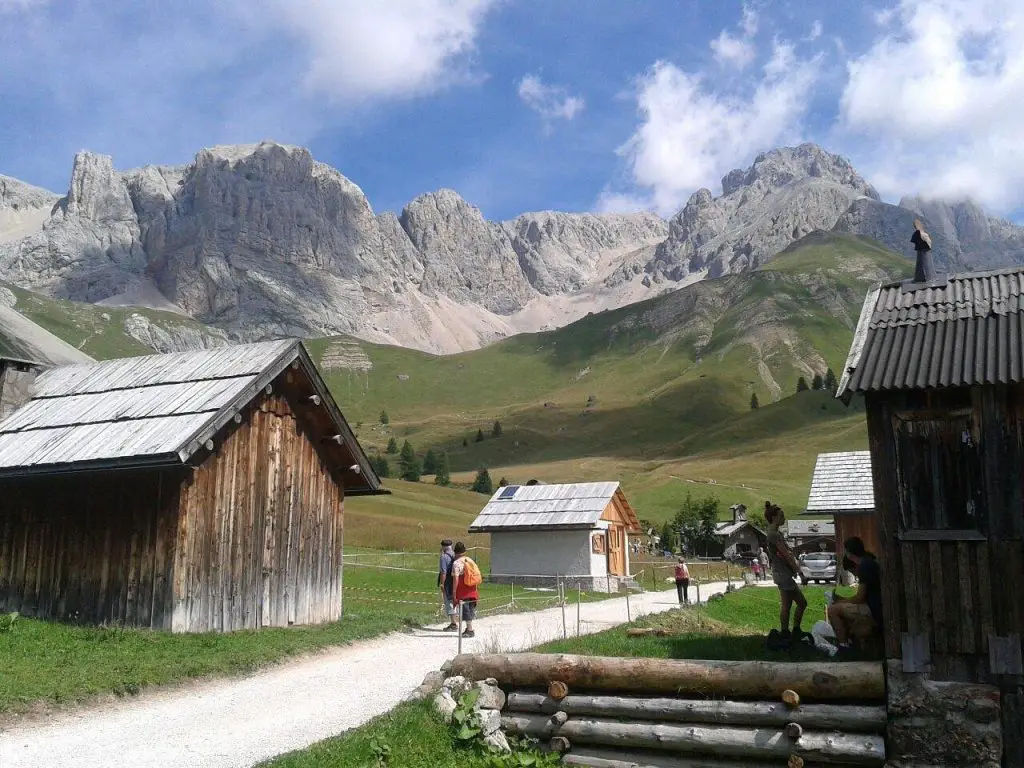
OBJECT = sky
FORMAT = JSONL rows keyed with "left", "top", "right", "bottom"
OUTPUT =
{"left": 1, "top": 0, "right": 1023, "bottom": 222}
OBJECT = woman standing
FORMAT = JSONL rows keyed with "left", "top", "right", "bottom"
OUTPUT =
{"left": 674, "top": 557, "right": 690, "bottom": 605}
{"left": 764, "top": 501, "right": 809, "bottom": 648}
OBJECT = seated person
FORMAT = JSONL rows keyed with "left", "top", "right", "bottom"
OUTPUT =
{"left": 827, "top": 537, "right": 883, "bottom": 649}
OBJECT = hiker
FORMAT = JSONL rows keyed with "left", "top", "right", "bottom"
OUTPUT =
{"left": 450, "top": 541, "right": 481, "bottom": 638}
{"left": 764, "top": 502, "right": 810, "bottom": 647}
{"left": 827, "top": 536, "right": 883, "bottom": 650}
{"left": 437, "top": 538, "right": 458, "bottom": 631}
{"left": 757, "top": 547, "right": 769, "bottom": 581}
{"left": 674, "top": 557, "right": 690, "bottom": 604}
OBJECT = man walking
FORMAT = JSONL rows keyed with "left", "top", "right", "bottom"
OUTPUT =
{"left": 437, "top": 539, "right": 457, "bottom": 631}
{"left": 757, "top": 547, "right": 769, "bottom": 582}
{"left": 451, "top": 541, "right": 481, "bottom": 638}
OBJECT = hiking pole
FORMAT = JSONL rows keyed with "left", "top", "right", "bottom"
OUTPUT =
{"left": 560, "top": 580, "right": 568, "bottom": 640}
{"left": 577, "top": 585, "right": 582, "bottom": 636}
{"left": 457, "top": 602, "right": 463, "bottom": 656}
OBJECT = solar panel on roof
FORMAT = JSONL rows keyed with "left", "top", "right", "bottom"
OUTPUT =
{"left": 498, "top": 485, "right": 519, "bottom": 499}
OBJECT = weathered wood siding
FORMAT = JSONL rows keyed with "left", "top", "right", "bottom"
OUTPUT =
{"left": 172, "top": 392, "right": 344, "bottom": 632}
{"left": 834, "top": 515, "right": 880, "bottom": 563}
{"left": 0, "top": 469, "right": 180, "bottom": 628}
{"left": 865, "top": 384, "right": 1024, "bottom": 765}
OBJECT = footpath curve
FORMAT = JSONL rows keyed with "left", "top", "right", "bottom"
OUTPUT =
{"left": 0, "top": 581, "right": 735, "bottom": 768}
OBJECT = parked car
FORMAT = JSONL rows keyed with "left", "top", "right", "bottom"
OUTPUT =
{"left": 798, "top": 552, "right": 837, "bottom": 585}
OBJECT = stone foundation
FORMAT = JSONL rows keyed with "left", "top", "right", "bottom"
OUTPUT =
{"left": 886, "top": 662, "right": 1002, "bottom": 768}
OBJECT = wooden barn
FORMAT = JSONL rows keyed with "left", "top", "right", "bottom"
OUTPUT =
{"left": 0, "top": 340, "right": 381, "bottom": 633}
{"left": 468, "top": 482, "right": 641, "bottom": 592}
{"left": 838, "top": 259, "right": 1024, "bottom": 765}
{"left": 803, "top": 450, "right": 879, "bottom": 571}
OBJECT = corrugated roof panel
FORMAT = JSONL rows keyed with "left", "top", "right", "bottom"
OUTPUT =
{"left": 839, "top": 266, "right": 1024, "bottom": 394}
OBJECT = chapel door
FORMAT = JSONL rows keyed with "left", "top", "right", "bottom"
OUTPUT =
{"left": 608, "top": 526, "right": 626, "bottom": 575}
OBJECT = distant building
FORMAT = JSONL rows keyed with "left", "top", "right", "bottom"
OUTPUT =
{"left": 783, "top": 519, "right": 836, "bottom": 556}
{"left": 0, "top": 341, "right": 382, "bottom": 632}
{"left": 803, "top": 451, "right": 878, "bottom": 577}
{"left": 706, "top": 504, "right": 767, "bottom": 560}
{"left": 468, "top": 482, "right": 641, "bottom": 592}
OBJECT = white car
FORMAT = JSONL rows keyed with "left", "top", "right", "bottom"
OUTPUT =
{"left": 799, "top": 553, "right": 837, "bottom": 585}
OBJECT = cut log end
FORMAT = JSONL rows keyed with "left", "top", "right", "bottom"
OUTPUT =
{"left": 549, "top": 736, "right": 571, "bottom": 754}
{"left": 787, "top": 755, "right": 805, "bottom": 768}
{"left": 782, "top": 689, "right": 801, "bottom": 708}
{"left": 549, "top": 680, "right": 569, "bottom": 700}
{"left": 784, "top": 722, "right": 803, "bottom": 741}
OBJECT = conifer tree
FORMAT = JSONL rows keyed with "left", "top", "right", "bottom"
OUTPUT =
{"left": 750, "top": 393, "right": 759, "bottom": 410}
{"left": 475, "top": 428, "right": 485, "bottom": 443}
{"left": 812, "top": 373, "right": 824, "bottom": 391}
{"left": 796, "top": 376, "right": 809, "bottom": 393}
{"left": 492, "top": 420, "right": 503, "bottom": 438}
{"left": 824, "top": 367, "right": 838, "bottom": 394}
{"left": 380, "top": 410, "right": 389, "bottom": 425}
{"left": 422, "top": 448, "right": 438, "bottom": 475}
{"left": 370, "top": 455, "right": 390, "bottom": 478}
{"left": 498, "top": 477, "right": 508, "bottom": 487}
{"left": 398, "top": 440, "right": 421, "bottom": 482}
{"left": 385, "top": 437, "right": 398, "bottom": 454}
{"left": 471, "top": 467, "right": 494, "bottom": 495}
{"left": 434, "top": 452, "right": 451, "bottom": 486}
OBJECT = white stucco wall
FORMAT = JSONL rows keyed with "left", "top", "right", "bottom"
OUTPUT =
{"left": 490, "top": 529, "right": 598, "bottom": 578}
{"left": 589, "top": 521, "right": 609, "bottom": 577}
{"left": 724, "top": 528, "right": 764, "bottom": 558}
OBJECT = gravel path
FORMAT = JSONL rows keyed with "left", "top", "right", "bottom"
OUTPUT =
{"left": 0, "top": 580, "right": 734, "bottom": 768}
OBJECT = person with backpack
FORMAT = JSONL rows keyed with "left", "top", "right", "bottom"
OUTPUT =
{"left": 437, "top": 539, "right": 458, "bottom": 631}
{"left": 450, "top": 541, "right": 481, "bottom": 638}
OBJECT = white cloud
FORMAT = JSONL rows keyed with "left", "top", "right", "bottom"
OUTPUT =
{"left": 741, "top": 5, "right": 759, "bottom": 37}
{"left": 517, "top": 75, "right": 585, "bottom": 123}
{"left": 267, "top": 0, "right": 499, "bottom": 101}
{"left": 838, "top": 0, "right": 1024, "bottom": 212}
{"left": 710, "top": 31, "right": 755, "bottom": 69}
{"left": 0, "top": 0, "right": 45, "bottom": 12}
{"left": 609, "top": 42, "right": 819, "bottom": 217}
{"left": 806, "top": 20, "right": 823, "bottom": 41}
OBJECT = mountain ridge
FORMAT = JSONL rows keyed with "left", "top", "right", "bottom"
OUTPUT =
{"left": 1, "top": 141, "right": 1021, "bottom": 354}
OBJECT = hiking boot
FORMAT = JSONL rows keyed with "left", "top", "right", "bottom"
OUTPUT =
{"left": 442, "top": 623, "right": 458, "bottom": 632}
{"left": 462, "top": 630, "right": 475, "bottom": 638}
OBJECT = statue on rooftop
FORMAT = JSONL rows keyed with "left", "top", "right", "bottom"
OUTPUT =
{"left": 911, "top": 218, "right": 936, "bottom": 283}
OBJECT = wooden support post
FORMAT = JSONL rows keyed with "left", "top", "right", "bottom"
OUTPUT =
{"left": 501, "top": 715, "right": 886, "bottom": 765}
{"left": 448, "top": 654, "right": 886, "bottom": 701}
{"left": 626, "top": 590, "right": 631, "bottom": 623}
{"left": 503, "top": 693, "right": 887, "bottom": 732}
{"left": 577, "top": 585, "right": 582, "bottom": 636}
{"left": 561, "top": 580, "right": 568, "bottom": 640}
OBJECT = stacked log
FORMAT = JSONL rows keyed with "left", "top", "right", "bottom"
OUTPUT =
{"left": 445, "top": 654, "right": 887, "bottom": 767}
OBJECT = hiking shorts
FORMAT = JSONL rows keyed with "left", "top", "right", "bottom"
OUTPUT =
{"left": 773, "top": 568, "right": 798, "bottom": 591}
{"left": 459, "top": 600, "right": 478, "bottom": 622}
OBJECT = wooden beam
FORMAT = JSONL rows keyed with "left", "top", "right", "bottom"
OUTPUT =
{"left": 502, "top": 715, "right": 886, "bottom": 765}
{"left": 561, "top": 746, "right": 763, "bottom": 768}
{"left": 447, "top": 654, "right": 886, "bottom": 701}
{"left": 504, "top": 693, "right": 887, "bottom": 732}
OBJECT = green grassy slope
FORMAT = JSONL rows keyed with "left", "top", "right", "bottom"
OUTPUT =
{"left": 1, "top": 281, "right": 225, "bottom": 359}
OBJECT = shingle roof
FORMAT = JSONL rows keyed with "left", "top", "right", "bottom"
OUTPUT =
{"left": 838, "top": 266, "right": 1024, "bottom": 396}
{"left": 785, "top": 520, "right": 836, "bottom": 538}
{"left": 714, "top": 520, "right": 764, "bottom": 538}
{"left": 805, "top": 451, "right": 875, "bottom": 515}
{"left": 0, "top": 340, "right": 381, "bottom": 491}
{"left": 468, "top": 482, "right": 640, "bottom": 532}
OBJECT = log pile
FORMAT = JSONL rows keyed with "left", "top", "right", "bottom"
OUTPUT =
{"left": 444, "top": 653, "right": 888, "bottom": 767}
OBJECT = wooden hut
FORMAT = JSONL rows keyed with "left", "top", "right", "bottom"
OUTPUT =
{"left": 837, "top": 260, "right": 1024, "bottom": 764}
{"left": 0, "top": 340, "right": 382, "bottom": 632}
{"left": 468, "top": 482, "right": 641, "bottom": 592}
{"left": 804, "top": 450, "right": 879, "bottom": 566}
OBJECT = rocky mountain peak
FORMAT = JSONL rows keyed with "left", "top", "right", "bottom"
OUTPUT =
{"left": 60, "top": 152, "right": 136, "bottom": 223}
{"left": 721, "top": 143, "right": 879, "bottom": 200}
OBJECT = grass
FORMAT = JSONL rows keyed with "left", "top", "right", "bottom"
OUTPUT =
{"left": 0, "top": 606, "right": 407, "bottom": 717}
{"left": 537, "top": 585, "right": 880, "bottom": 663}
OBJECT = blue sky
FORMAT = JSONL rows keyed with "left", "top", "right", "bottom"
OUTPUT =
{"left": 1, "top": 0, "right": 1023, "bottom": 222}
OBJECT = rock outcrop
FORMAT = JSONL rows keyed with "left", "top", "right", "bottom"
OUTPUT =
{"left": 646, "top": 144, "right": 881, "bottom": 282}
{"left": 0, "top": 141, "right": 1021, "bottom": 354}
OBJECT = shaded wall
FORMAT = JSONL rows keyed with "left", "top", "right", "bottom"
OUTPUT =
{"left": 172, "top": 393, "right": 345, "bottom": 632}
{"left": 0, "top": 469, "right": 181, "bottom": 628}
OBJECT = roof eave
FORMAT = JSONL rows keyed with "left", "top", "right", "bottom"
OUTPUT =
{"left": 836, "top": 283, "right": 882, "bottom": 401}
{"left": 469, "top": 523, "right": 600, "bottom": 533}
{"left": 0, "top": 452, "right": 182, "bottom": 480}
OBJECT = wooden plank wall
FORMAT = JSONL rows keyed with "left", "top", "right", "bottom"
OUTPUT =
{"left": 173, "top": 391, "right": 344, "bottom": 633}
{"left": 0, "top": 469, "right": 180, "bottom": 628}
{"left": 834, "top": 515, "right": 880, "bottom": 561}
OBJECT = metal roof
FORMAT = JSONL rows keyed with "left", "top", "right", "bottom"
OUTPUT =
{"left": 805, "top": 451, "right": 875, "bottom": 515}
{"left": 714, "top": 520, "right": 764, "bottom": 538}
{"left": 468, "top": 482, "right": 639, "bottom": 532}
{"left": 785, "top": 520, "right": 836, "bottom": 538}
{"left": 838, "top": 266, "right": 1024, "bottom": 396}
{"left": 0, "top": 339, "right": 381, "bottom": 491}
